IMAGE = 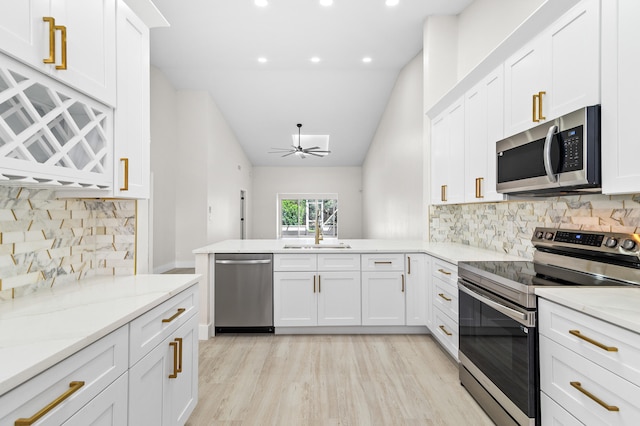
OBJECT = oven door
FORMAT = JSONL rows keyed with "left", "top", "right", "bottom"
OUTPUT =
{"left": 458, "top": 279, "right": 537, "bottom": 426}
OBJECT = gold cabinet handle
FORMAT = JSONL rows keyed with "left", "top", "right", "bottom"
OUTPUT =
{"left": 43, "top": 17, "right": 56, "bottom": 64}
{"left": 441, "top": 185, "right": 447, "bottom": 202}
{"left": 439, "top": 325, "right": 452, "bottom": 336}
{"left": 162, "top": 308, "right": 186, "bottom": 323}
{"left": 438, "top": 293, "right": 452, "bottom": 302}
{"left": 175, "top": 337, "right": 183, "bottom": 373}
{"left": 318, "top": 275, "right": 321, "bottom": 293}
{"left": 120, "top": 158, "right": 129, "bottom": 191}
{"left": 570, "top": 381, "right": 619, "bottom": 412}
{"left": 437, "top": 268, "right": 452, "bottom": 276}
{"left": 54, "top": 25, "right": 67, "bottom": 70}
{"left": 15, "top": 381, "right": 85, "bottom": 425}
{"left": 569, "top": 330, "right": 618, "bottom": 352}
{"left": 407, "top": 256, "right": 411, "bottom": 275}
{"left": 532, "top": 93, "right": 539, "bottom": 122}
{"left": 374, "top": 261, "right": 393, "bottom": 265}
{"left": 169, "top": 340, "right": 179, "bottom": 378}
{"left": 401, "top": 274, "right": 405, "bottom": 293}
{"left": 538, "top": 91, "right": 546, "bottom": 121}
{"left": 313, "top": 275, "right": 316, "bottom": 293}
{"left": 475, "top": 177, "right": 484, "bottom": 199}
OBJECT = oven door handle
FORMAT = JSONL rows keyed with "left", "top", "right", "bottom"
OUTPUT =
{"left": 459, "top": 282, "right": 534, "bottom": 327}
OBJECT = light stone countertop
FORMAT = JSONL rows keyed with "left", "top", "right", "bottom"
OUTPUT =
{"left": 536, "top": 287, "right": 640, "bottom": 334}
{"left": 193, "top": 239, "right": 525, "bottom": 264}
{"left": 0, "top": 274, "right": 200, "bottom": 396}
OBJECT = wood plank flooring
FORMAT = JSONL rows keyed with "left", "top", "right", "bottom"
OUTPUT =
{"left": 186, "top": 334, "right": 494, "bottom": 426}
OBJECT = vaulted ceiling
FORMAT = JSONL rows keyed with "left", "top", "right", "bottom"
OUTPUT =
{"left": 150, "top": 0, "right": 472, "bottom": 166}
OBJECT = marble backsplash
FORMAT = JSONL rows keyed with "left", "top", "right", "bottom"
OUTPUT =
{"left": 0, "top": 187, "right": 135, "bottom": 300}
{"left": 430, "top": 193, "right": 640, "bottom": 259}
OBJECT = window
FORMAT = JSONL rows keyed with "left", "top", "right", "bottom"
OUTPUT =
{"left": 278, "top": 194, "right": 338, "bottom": 239}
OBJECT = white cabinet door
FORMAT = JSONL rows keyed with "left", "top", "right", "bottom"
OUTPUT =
{"left": 168, "top": 314, "right": 199, "bottom": 426}
{"left": 361, "top": 271, "right": 405, "bottom": 326}
{"left": 317, "top": 271, "right": 361, "bottom": 326}
{"left": 0, "top": 0, "right": 49, "bottom": 67}
{"left": 274, "top": 271, "right": 317, "bottom": 327}
{"left": 113, "top": 0, "right": 150, "bottom": 198}
{"left": 62, "top": 373, "right": 128, "bottom": 426}
{"left": 504, "top": 36, "right": 548, "bottom": 136}
{"left": 405, "top": 254, "right": 428, "bottom": 326}
{"left": 464, "top": 66, "right": 505, "bottom": 203}
{"left": 546, "top": 0, "right": 600, "bottom": 120}
{"left": 50, "top": 0, "right": 117, "bottom": 106}
{"left": 430, "top": 97, "right": 465, "bottom": 205}
{"left": 602, "top": 0, "right": 640, "bottom": 194}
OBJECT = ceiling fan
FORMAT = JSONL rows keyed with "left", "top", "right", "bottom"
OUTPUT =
{"left": 269, "top": 124, "right": 331, "bottom": 158}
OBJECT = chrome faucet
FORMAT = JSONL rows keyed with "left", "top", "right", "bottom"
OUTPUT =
{"left": 314, "top": 209, "right": 323, "bottom": 245}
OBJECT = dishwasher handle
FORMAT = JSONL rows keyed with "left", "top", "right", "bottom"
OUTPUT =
{"left": 215, "top": 259, "right": 272, "bottom": 265}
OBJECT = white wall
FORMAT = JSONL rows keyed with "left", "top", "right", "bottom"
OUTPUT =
{"left": 251, "top": 167, "right": 362, "bottom": 240}
{"left": 362, "top": 52, "right": 425, "bottom": 240}
{"left": 150, "top": 66, "right": 178, "bottom": 272}
{"left": 457, "top": 0, "right": 545, "bottom": 79}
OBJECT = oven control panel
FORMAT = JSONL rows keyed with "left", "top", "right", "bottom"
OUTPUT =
{"left": 532, "top": 227, "right": 640, "bottom": 256}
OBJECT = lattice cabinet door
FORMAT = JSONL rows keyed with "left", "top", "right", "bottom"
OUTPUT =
{"left": 0, "top": 53, "right": 113, "bottom": 189}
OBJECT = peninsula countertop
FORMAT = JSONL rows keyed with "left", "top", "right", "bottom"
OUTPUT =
{"left": 0, "top": 274, "right": 200, "bottom": 396}
{"left": 193, "top": 239, "right": 525, "bottom": 264}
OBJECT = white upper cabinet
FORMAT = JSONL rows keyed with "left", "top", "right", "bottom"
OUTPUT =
{"left": 464, "top": 66, "right": 505, "bottom": 203}
{"left": 113, "top": 0, "right": 150, "bottom": 198}
{"left": 0, "top": 0, "right": 117, "bottom": 106}
{"left": 504, "top": 0, "right": 600, "bottom": 137}
{"left": 601, "top": 0, "right": 640, "bottom": 194}
{"left": 430, "top": 97, "right": 465, "bottom": 205}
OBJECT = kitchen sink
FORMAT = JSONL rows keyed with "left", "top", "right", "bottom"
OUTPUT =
{"left": 283, "top": 243, "right": 351, "bottom": 249}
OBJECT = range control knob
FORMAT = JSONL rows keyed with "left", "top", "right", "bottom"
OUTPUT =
{"left": 544, "top": 232, "right": 554, "bottom": 240}
{"left": 622, "top": 239, "right": 637, "bottom": 251}
{"left": 535, "top": 231, "right": 544, "bottom": 239}
{"left": 604, "top": 237, "right": 618, "bottom": 248}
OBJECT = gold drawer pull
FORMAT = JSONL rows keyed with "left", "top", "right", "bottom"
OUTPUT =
{"left": 407, "top": 256, "right": 411, "bottom": 274}
{"left": 313, "top": 275, "right": 316, "bottom": 293}
{"left": 441, "top": 185, "right": 447, "bottom": 202}
{"left": 438, "top": 269, "right": 452, "bottom": 276}
{"left": 15, "top": 381, "right": 85, "bottom": 425}
{"left": 439, "top": 325, "right": 452, "bottom": 336}
{"left": 169, "top": 340, "right": 179, "bottom": 378}
{"left": 438, "top": 293, "right": 452, "bottom": 302}
{"left": 374, "top": 261, "right": 393, "bottom": 265}
{"left": 120, "top": 158, "right": 129, "bottom": 191}
{"left": 401, "top": 274, "right": 405, "bottom": 293}
{"left": 569, "top": 330, "right": 618, "bottom": 352}
{"left": 570, "top": 381, "right": 619, "bottom": 412}
{"left": 55, "top": 24, "right": 67, "bottom": 70}
{"left": 175, "top": 337, "right": 183, "bottom": 373}
{"left": 318, "top": 275, "right": 321, "bottom": 293}
{"left": 162, "top": 308, "right": 186, "bottom": 323}
{"left": 43, "top": 17, "right": 56, "bottom": 64}
{"left": 475, "top": 177, "right": 484, "bottom": 199}
{"left": 538, "top": 91, "right": 546, "bottom": 121}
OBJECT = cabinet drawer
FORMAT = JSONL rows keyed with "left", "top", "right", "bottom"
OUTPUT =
{"left": 361, "top": 253, "right": 404, "bottom": 271}
{"left": 317, "top": 253, "right": 360, "bottom": 271}
{"left": 273, "top": 254, "right": 317, "bottom": 271}
{"left": 129, "top": 285, "right": 198, "bottom": 366}
{"left": 62, "top": 372, "right": 128, "bottom": 426}
{"left": 541, "top": 392, "right": 583, "bottom": 426}
{"left": 0, "top": 326, "right": 128, "bottom": 425}
{"left": 432, "top": 259, "right": 458, "bottom": 285}
{"left": 540, "top": 335, "right": 640, "bottom": 425}
{"left": 539, "top": 299, "right": 640, "bottom": 386}
{"left": 433, "top": 276, "right": 458, "bottom": 321}
{"left": 432, "top": 306, "right": 459, "bottom": 360}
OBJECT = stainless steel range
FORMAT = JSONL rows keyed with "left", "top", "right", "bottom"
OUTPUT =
{"left": 457, "top": 227, "right": 640, "bottom": 426}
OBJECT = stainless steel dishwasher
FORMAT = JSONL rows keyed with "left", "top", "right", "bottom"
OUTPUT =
{"left": 214, "top": 253, "right": 273, "bottom": 334}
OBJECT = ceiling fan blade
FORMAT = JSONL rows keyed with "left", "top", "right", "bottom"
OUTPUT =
{"left": 302, "top": 146, "right": 321, "bottom": 151}
{"left": 307, "top": 152, "right": 324, "bottom": 157}
{"left": 269, "top": 149, "right": 293, "bottom": 153}
{"left": 281, "top": 152, "right": 295, "bottom": 157}
{"left": 306, "top": 149, "right": 331, "bottom": 154}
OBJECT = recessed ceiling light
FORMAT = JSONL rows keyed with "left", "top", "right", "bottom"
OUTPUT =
{"left": 362, "top": 57, "right": 372, "bottom": 63}
{"left": 310, "top": 57, "right": 321, "bottom": 63}
{"left": 385, "top": 0, "right": 399, "bottom": 6}
{"left": 255, "top": 0, "right": 268, "bottom": 7}
{"left": 320, "top": 0, "right": 333, "bottom": 6}
{"left": 258, "top": 57, "right": 268, "bottom": 63}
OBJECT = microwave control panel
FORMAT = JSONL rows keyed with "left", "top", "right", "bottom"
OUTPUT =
{"left": 558, "top": 125, "right": 583, "bottom": 172}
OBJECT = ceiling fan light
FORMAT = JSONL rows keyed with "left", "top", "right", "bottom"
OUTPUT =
{"left": 255, "top": 0, "right": 268, "bottom": 7}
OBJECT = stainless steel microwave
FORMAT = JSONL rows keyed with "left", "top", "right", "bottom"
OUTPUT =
{"left": 496, "top": 106, "right": 601, "bottom": 196}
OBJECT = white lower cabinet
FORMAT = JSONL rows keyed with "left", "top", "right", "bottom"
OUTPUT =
{"left": 361, "top": 271, "right": 405, "bottom": 326}
{"left": 405, "top": 253, "right": 429, "bottom": 326}
{"left": 539, "top": 298, "right": 640, "bottom": 425}
{"left": 540, "top": 392, "right": 583, "bottom": 426}
{"left": 274, "top": 253, "right": 361, "bottom": 327}
{"left": 429, "top": 258, "right": 459, "bottom": 360}
{"left": 63, "top": 373, "right": 128, "bottom": 426}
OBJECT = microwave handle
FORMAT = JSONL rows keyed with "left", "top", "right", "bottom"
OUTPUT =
{"left": 543, "top": 124, "right": 559, "bottom": 182}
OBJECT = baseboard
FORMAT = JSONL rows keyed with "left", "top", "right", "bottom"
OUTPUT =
{"left": 199, "top": 322, "right": 212, "bottom": 340}
{"left": 175, "top": 260, "right": 196, "bottom": 269}
{"left": 275, "top": 325, "right": 430, "bottom": 335}
{"left": 153, "top": 262, "right": 176, "bottom": 274}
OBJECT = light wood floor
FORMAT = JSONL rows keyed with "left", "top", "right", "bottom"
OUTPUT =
{"left": 186, "top": 334, "right": 494, "bottom": 425}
